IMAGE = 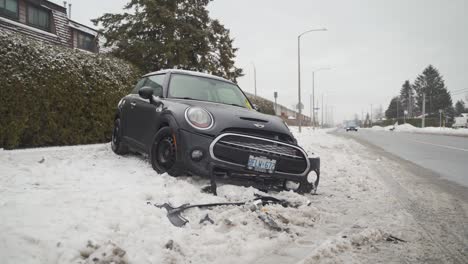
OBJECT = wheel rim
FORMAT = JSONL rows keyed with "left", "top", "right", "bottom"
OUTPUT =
{"left": 156, "top": 136, "right": 176, "bottom": 170}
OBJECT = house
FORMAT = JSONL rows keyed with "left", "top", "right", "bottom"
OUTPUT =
{"left": 0, "top": 0, "right": 99, "bottom": 53}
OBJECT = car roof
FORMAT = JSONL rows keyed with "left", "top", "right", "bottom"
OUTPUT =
{"left": 143, "top": 69, "right": 234, "bottom": 84}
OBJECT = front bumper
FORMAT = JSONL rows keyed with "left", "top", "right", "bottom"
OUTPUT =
{"left": 177, "top": 129, "right": 320, "bottom": 192}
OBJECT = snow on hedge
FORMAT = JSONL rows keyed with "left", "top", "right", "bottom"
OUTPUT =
{"left": 0, "top": 29, "right": 140, "bottom": 149}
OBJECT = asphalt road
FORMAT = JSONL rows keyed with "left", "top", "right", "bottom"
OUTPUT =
{"left": 336, "top": 129, "right": 468, "bottom": 188}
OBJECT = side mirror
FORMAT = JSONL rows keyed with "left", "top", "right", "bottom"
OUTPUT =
{"left": 138, "top": 86, "right": 154, "bottom": 100}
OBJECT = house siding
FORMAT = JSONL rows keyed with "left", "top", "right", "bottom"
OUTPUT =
{"left": 18, "top": 0, "right": 26, "bottom": 23}
{"left": 0, "top": 0, "right": 99, "bottom": 52}
{"left": 52, "top": 9, "right": 70, "bottom": 46}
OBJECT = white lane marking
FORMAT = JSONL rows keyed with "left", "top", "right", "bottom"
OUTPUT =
{"left": 408, "top": 139, "right": 468, "bottom": 152}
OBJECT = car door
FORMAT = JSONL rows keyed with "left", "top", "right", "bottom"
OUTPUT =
{"left": 125, "top": 74, "right": 166, "bottom": 152}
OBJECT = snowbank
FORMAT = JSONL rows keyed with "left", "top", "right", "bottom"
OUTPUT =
{"left": 366, "top": 124, "right": 468, "bottom": 136}
{"left": 0, "top": 129, "right": 423, "bottom": 263}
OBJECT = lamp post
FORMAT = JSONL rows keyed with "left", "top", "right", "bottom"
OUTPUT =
{"left": 251, "top": 62, "right": 257, "bottom": 97}
{"left": 311, "top": 67, "right": 331, "bottom": 129}
{"left": 297, "top": 28, "right": 327, "bottom": 133}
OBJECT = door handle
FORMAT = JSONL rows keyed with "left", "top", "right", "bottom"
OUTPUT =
{"left": 130, "top": 102, "right": 137, "bottom": 108}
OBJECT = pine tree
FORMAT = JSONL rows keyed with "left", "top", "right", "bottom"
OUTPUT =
{"left": 399, "top": 80, "right": 415, "bottom": 117}
{"left": 93, "top": 0, "right": 243, "bottom": 82}
{"left": 454, "top": 100, "right": 466, "bottom": 116}
{"left": 385, "top": 96, "right": 404, "bottom": 119}
{"left": 413, "top": 65, "right": 452, "bottom": 117}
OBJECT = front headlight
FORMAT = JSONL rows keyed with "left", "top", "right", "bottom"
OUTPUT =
{"left": 185, "top": 107, "right": 214, "bottom": 130}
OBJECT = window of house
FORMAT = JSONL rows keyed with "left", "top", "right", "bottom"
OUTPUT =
{"left": 77, "top": 32, "right": 95, "bottom": 52}
{"left": 0, "top": 0, "right": 19, "bottom": 19}
{"left": 27, "top": 4, "right": 50, "bottom": 31}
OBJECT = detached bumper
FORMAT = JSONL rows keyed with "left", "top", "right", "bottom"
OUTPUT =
{"left": 177, "top": 129, "right": 320, "bottom": 192}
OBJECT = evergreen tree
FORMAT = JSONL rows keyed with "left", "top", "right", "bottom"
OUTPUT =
{"left": 385, "top": 96, "right": 404, "bottom": 119}
{"left": 413, "top": 65, "right": 452, "bottom": 117}
{"left": 93, "top": 0, "right": 243, "bottom": 82}
{"left": 454, "top": 100, "right": 466, "bottom": 116}
{"left": 399, "top": 80, "right": 416, "bottom": 117}
{"left": 364, "top": 113, "right": 370, "bottom": 127}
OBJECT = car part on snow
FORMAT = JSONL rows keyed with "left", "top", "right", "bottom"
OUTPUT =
{"left": 149, "top": 194, "right": 294, "bottom": 227}
{"left": 258, "top": 212, "right": 289, "bottom": 232}
{"left": 199, "top": 214, "right": 214, "bottom": 225}
{"left": 385, "top": 235, "right": 407, "bottom": 243}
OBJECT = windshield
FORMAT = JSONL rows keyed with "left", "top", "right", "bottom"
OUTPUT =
{"left": 168, "top": 74, "right": 252, "bottom": 109}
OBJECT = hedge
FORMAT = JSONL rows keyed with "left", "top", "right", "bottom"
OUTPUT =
{"left": 244, "top": 93, "right": 276, "bottom": 115}
{"left": 0, "top": 30, "right": 140, "bottom": 149}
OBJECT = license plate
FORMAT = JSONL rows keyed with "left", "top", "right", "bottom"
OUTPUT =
{"left": 247, "top": 155, "right": 277, "bottom": 173}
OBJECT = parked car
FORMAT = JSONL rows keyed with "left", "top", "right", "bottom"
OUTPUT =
{"left": 111, "top": 69, "right": 320, "bottom": 194}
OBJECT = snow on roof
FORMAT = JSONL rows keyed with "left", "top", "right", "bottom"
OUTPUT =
{"left": 68, "top": 20, "right": 98, "bottom": 37}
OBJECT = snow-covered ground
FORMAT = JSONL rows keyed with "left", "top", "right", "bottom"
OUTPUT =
{"left": 1, "top": 128, "right": 466, "bottom": 263}
{"left": 366, "top": 123, "right": 468, "bottom": 136}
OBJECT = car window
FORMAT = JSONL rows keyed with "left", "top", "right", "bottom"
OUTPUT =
{"left": 145, "top": 75, "right": 164, "bottom": 97}
{"left": 131, "top": 78, "right": 147, "bottom": 94}
{"left": 168, "top": 74, "right": 251, "bottom": 108}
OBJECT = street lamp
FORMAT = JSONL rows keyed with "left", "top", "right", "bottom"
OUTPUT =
{"left": 311, "top": 67, "right": 331, "bottom": 129}
{"left": 251, "top": 62, "right": 257, "bottom": 97}
{"left": 297, "top": 28, "right": 327, "bottom": 133}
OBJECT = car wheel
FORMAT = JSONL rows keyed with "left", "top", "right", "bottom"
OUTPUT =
{"left": 111, "top": 118, "right": 129, "bottom": 155}
{"left": 150, "top": 127, "right": 183, "bottom": 176}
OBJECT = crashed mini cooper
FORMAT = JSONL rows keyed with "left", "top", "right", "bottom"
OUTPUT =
{"left": 111, "top": 69, "right": 320, "bottom": 194}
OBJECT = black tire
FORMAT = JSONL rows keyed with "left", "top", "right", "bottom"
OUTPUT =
{"left": 150, "top": 127, "right": 184, "bottom": 177}
{"left": 111, "top": 118, "right": 129, "bottom": 155}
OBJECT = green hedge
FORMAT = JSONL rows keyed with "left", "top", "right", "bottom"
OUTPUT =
{"left": 0, "top": 30, "right": 140, "bottom": 149}
{"left": 244, "top": 93, "right": 276, "bottom": 115}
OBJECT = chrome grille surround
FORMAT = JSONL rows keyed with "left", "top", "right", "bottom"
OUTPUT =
{"left": 209, "top": 133, "right": 310, "bottom": 176}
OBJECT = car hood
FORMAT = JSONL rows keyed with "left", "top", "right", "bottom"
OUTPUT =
{"left": 169, "top": 99, "right": 293, "bottom": 138}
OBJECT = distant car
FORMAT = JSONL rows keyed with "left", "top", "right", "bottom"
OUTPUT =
{"left": 111, "top": 69, "right": 320, "bottom": 194}
{"left": 346, "top": 126, "right": 358, "bottom": 132}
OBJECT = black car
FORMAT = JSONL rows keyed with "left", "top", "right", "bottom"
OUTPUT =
{"left": 111, "top": 69, "right": 320, "bottom": 194}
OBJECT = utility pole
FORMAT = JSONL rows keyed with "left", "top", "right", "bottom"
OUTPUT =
{"left": 312, "top": 71, "right": 315, "bottom": 129}
{"left": 396, "top": 96, "right": 399, "bottom": 124}
{"left": 439, "top": 109, "right": 442, "bottom": 128}
{"left": 321, "top": 94, "right": 324, "bottom": 128}
{"left": 252, "top": 63, "right": 257, "bottom": 97}
{"left": 297, "top": 34, "right": 302, "bottom": 132}
{"left": 370, "top": 104, "right": 373, "bottom": 127}
{"left": 274, "top": 91, "right": 278, "bottom": 115}
{"left": 310, "top": 94, "right": 313, "bottom": 124}
{"left": 422, "top": 93, "right": 426, "bottom": 128}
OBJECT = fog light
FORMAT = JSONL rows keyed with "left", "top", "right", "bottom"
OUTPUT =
{"left": 285, "top": 181, "right": 300, "bottom": 191}
{"left": 191, "top": 149, "right": 204, "bottom": 161}
{"left": 307, "top": 170, "right": 318, "bottom": 184}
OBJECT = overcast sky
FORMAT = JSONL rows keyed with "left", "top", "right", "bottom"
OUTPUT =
{"left": 56, "top": 0, "right": 468, "bottom": 123}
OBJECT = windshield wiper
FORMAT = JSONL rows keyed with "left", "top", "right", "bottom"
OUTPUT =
{"left": 227, "top": 103, "right": 246, "bottom": 108}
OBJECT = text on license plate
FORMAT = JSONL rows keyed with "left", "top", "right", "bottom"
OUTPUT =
{"left": 247, "top": 155, "right": 277, "bottom": 173}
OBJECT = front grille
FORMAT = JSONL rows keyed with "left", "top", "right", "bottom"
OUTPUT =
{"left": 222, "top": 128, "right": 295, "bottom": 144}
{"left": 211, "top": 133, "right": 308, "bottom": 174}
